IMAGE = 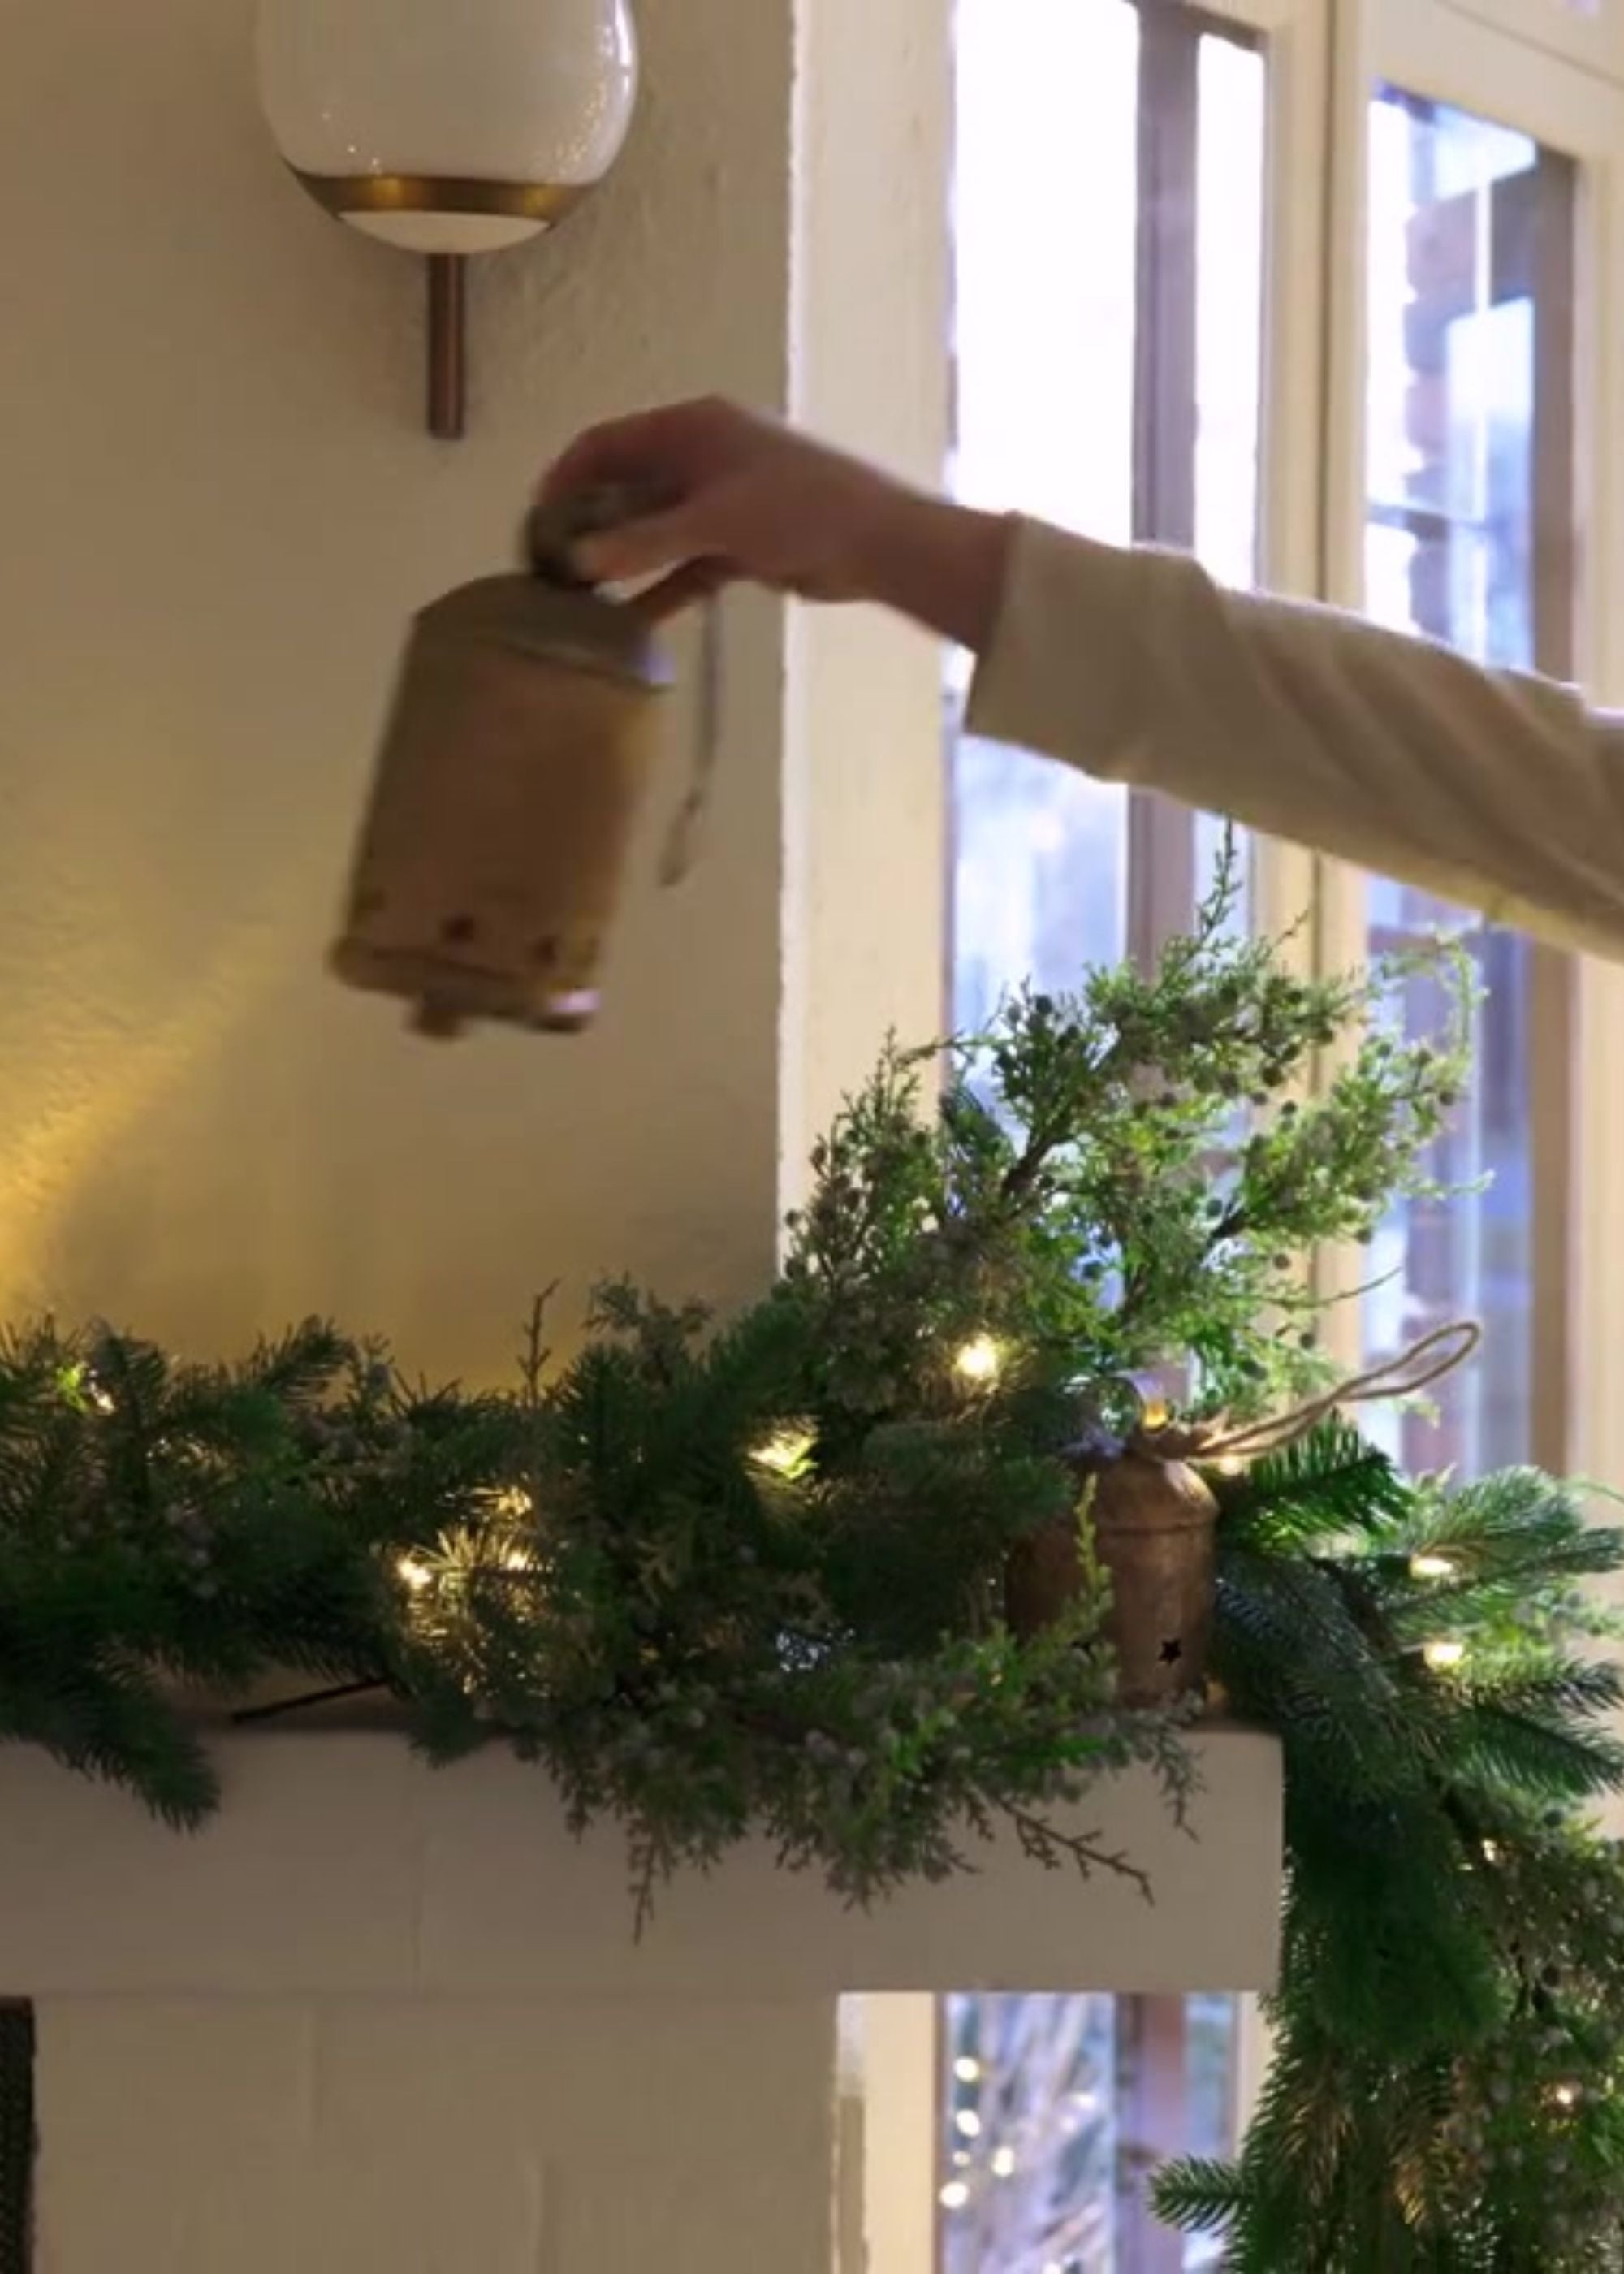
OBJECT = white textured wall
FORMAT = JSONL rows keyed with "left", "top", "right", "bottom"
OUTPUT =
{"left": 0, "top": 1728, "right": 1284, "bottom": 1999}
{"left": 0, "top": 0, "right": 948, "bottom": 1384}
{"left": 0, "top": 2, "right": 955, "bottom": 2265}
{"left": 35, "top": 1999, "right": 839, "bottom": 2274}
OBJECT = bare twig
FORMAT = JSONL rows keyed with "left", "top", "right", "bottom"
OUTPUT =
{"left": 1000, "top": 1801, "right": 1155, "bottom": 1903}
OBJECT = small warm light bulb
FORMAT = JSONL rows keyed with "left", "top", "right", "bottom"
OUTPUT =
{"left": 953, "top": 2056, "right": 982, "bottom": 2084}
{"left": 397, "top": 1555, "right": 434, "bottom": 1594}
{"left": 956, "top": 2110, "right": 983, "bottom": 2138}
{"left": 752, "top": 1427, "right": 816, "bottom": 1480}
{"left": 1410, "top": 1554, "right": 1458, "bottom": 1582}
{"left": 939, "top": 2181, "right": 970, "bottom": 2211}
{"left": 955, "top": 1336, "right": 1003, "bottom": 1387}
{"left": 492, "top": 1485, "right": 534, "bottom": 1520}
{"left": 502, "top": 1547, "right": 537, "bottom": 1575}
{"left": 1214, "top": 1454, "right": 1246, "bottom": 1477}
{"left": 1424, "top": 1639, "right": 1467, "bottom": 1672}
{"left": 1552, "top": 2082, "right": 1582, "bottom": 2111}
{"left": 1481, "top": 1839, "right": 1501, "bottom": 1865}
{"left": 991, "top": 2146, "right": 1017, "bottom": 2178}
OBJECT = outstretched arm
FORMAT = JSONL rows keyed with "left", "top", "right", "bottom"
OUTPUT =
{"left": 541, "top": 397, "right": 1624, "bottom": 960}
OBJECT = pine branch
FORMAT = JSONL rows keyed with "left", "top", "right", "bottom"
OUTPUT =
{"left": 1150, "top": 2154, "right": 1251, "bottom": 2236}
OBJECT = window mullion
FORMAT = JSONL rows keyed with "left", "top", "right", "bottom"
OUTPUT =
{"left": 1114, "top": 1995, "right": 1187, "bottom": 2274}
{"left": 1133, "top": 2, "right": 1202, "bottom": 553}
{"left": 1120, "top": 25, "right": 1211, "bottom": 2263}
{"left": 1129, "top": 0, "right": 1203, "bottom": 977}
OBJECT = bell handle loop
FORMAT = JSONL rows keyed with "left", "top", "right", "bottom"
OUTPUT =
{"left": 1198, "top": 1318, "right": 1484, "bottom": 1466}
{"left": 658, "top": 595, "right": 722, "bottom": 888}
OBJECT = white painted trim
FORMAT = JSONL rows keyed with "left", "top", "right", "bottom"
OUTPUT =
{"left": 840, "top": 1997, "right": 941, "bottom": 2274}
{"left": 1237, "top": 0, "right": 1339, "bottom": 2116}
{"left": 1199, "top": 0, "right": 1302, "bottom": 34}
{"left": 1257, "top": 0, "right": 1332, "bottom": 603}
{"left": 1434, "top": 0, "right": 1624, "bottom": 88}
{"left": 1307, "top": 0, "right": 1384, "bottom": 1363}
{"left": 1568, "top": 132, "right": 1624, "bottom": 1502}
{"left": 0, "top": 1729, "right": 1285, "bottom": 2001}
{"left": 1252, "top": 0, "right": 1332, "bottom": 955}
{"left": 1376, "top": 0, "right": 1624, "bottom": 145}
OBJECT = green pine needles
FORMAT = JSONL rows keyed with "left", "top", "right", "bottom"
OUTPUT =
{"left": 2, "top": 853, "right": 1620, "bottom": 2259}
{"left": 1155, "top": 1434, "right": 1624, "bottom": 2268}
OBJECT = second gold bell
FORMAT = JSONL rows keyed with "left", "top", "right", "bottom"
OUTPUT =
{"left": 330, "top": 498, "right": 676, "bottom": 1040}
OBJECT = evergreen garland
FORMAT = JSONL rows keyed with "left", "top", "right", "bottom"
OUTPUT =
{"left": 1155, "top": 1435, "right": 1624, "bottom": 2267}
{"left": 2, "top": 854, "right": 1619, "bottom": 2258}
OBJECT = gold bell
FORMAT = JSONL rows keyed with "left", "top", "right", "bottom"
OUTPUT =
{"left": 330, "top": 487, "right": 676, "bottom": 1039}
{"left": 1007, "top": 1450, "right": 1219, "bottom": 1709}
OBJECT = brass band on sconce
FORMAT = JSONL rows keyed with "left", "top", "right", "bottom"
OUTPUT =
{"left": 288, "top": 171, "right": 591, "bottom": 227}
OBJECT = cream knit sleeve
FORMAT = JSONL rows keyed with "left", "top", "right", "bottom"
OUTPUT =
{"left": 965, "top": 516, "right": 1624, "bottom": 961}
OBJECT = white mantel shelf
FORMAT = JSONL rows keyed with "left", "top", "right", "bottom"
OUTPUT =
{"left": 0, "top": 1724, "right": 1283, "bottom": 2000}
{"left": 6, "top": 1727, "right": 1283, "bottom": 2273}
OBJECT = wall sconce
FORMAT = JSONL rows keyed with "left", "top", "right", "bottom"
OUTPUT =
{"left": 255, "top": 0, "right": 640, "bottom": 439}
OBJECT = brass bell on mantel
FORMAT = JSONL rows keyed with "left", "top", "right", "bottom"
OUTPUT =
{"left": 330, "top": 489, "right": 676, "bottom": 1040}
{"left": 1007, "top": 1447, "right": 1220, "bottom": 1710}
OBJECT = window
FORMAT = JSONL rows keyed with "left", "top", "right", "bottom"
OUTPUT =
{"left": 949, "top": 0, "right": 1264, "bottom": 1028}
{"left": 1358, "top": 93, "right": 1577, "bottom": 1478}
{"left": 942, "top": 0, "right": 1268, "bottom": 2263}
{"left": 938, "top": 1995, "right": 1237, "bottom": 2274}
{"left": 940, "top": 0, "right": 1613, "bottom": 2263}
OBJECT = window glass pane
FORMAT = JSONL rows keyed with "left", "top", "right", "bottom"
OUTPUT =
{"left": 952, "top": 0, "right": 1138, "bottom": 538}
{"left": 939, "top": 1992, "right": 1237, "bottom": 2271}
{"left": 951, "top": 4, "right": 1265, "bottom": 1022}
{"left": 1194, "top": 35, "right": 1266, "bottom": 591}
{"left": 1361, "top": 92, "right": 1574, "bottom": 1476}
{"left": 950, "top": 0, "right": 1140, "bottom": 1027}
{"left": 939, "top": 1994, "right": 1118, "bottom": 2273}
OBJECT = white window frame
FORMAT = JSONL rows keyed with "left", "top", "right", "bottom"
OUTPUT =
{"left": 1248, "top": 0, "right": 1624, "bottom": 2125}
{"left": 1230, "top": 0, "right": 1333, "bottom": 943}
{"left": 1432, "top": 0, "right": 1624, "bottom": 85}
{"left": 1310, "top": 0, "right": 1624, "bottom": 1491}
{"left": 922, "top": 0, "right": 1624, "bottom": 2234}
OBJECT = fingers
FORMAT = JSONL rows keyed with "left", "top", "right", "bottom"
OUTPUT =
{"left": 629, "top": 558, "right": 735, "bottom": 623}
{"left": 573, "top": 504, "right": 709, "bottom": 586}
{"left": 533, "top": 397, "right": 723, "bottom": 508}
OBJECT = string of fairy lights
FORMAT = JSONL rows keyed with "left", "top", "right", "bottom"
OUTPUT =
{"left": 385, "top": 1336, "right": 1482, "bottom": 1718}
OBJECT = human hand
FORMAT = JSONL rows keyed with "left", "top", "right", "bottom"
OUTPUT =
{"left": 534, "top": 396, "right": 921, "bottom": 621}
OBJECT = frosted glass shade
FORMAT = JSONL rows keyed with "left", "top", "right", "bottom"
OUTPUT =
{"left": 256, "top": 0, "right": 639, "bottom": 255}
